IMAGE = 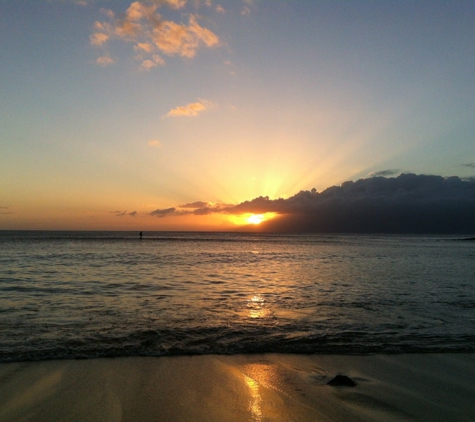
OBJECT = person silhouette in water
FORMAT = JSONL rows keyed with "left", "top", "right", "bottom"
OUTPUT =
{"left": 139, "top": 231, "right": 143, "bottom": 239}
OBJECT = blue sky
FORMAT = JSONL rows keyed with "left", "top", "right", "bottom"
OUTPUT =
{"left": 1, "top": 0, "right": 474, "bottom": 230}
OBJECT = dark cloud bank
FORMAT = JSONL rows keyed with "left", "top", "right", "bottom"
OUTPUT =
{"left": 233, "top": 173, "right": 475, "bottom": 234}
{"left": 148, "top": 174, "right": 475, "bottom": 233}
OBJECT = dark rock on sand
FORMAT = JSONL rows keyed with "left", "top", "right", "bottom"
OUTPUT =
{"left": 327, "top": 375, "right": 357, "bottom": 387}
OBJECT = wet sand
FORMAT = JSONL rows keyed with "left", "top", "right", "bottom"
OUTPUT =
{"left": 1, "top": 353, "right": 474, "bottom": 421}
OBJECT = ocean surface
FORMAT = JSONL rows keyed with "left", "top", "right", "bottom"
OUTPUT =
{"left": 1, "top": 231, "right": 474, "bottom": 362}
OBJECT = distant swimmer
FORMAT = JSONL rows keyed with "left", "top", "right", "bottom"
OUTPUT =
{"left": 139, "top": 231, "right": 143, "bottom": 239}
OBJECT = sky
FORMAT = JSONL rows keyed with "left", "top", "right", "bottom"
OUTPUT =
{"left": 1, "top": 0, "right": 475, "bottom": 232}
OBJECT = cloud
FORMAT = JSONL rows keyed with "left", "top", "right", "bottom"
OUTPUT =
{"left": 148, "top": 139, "right": 162, "bottom": 147}
{"left": 246, "top": 174, "right": 475, "bottom": 234}
{"left": 369, "top": 169, "right": 400, "bottom": 177}
{"left": 179, "top": 201, "right": 210, "bottom": 208}
{"left": 462, "top": 163, "right": 475, "bottom": 168}
{"left": 152, "top": 15, "right": 219, "bottom": 58}
{"left": 149, "top": 207, "right": 181, "bottom": 217}
{"left": 163, "top": 99, "right": 212, "bottom": 117}
{"left": 91, "top": 1, "right": 220, "bottom": 69}
{"left": 216, "top": 4, "right": 225, "bottom": 13}
{"left": 150, "top": 0, "right": 187, "bottom": 9}
{"left": 96, "top": 55, "right": 114, "bottom": 66}
{"left": 149, "top": 201, "right": 232, "bottom": 218}
{"left": 0, "top": 206, "right": 14, "bottom": 215}
{"left": 113, "top": 210, "right": 137, "bottom": 217}
{"left": 240, "top": 0, "right": 253, "bottom": 15}
{"left": 148, "top": 174, "right": 475, "bottom": 234}
{"left": 141, "top": 55, "right": 166, "bottom": 70}
{"left": 90, "top": 32, "right": 109, "bottom": 46}
{"left": 179, "top": 201, "right": 231, "bottom": 215}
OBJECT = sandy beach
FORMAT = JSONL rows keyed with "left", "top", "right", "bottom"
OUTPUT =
{"left": 1, "top": 353, "right": 474, "bottom": 422}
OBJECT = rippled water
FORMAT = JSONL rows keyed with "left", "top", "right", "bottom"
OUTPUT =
{"left": 1, "top": 231, "right": 474, "bottom": 361}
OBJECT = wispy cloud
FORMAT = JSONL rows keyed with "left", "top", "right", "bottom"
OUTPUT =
{"left": 0, "top": 206, "right": 14, "bottom": 215}
{"left": 90, "top": 1, "right": 220, "bottom": 69}
{"left": 149, "top": 207, "right": 180, "bottom": 217}
{"left": 241, "top": 0, "right": 253, "bottom": 15}
{"left": 113, "top": 210, "right": 137, "bottom": 217}
{"left": 151, "top": 0, "right": 188, "bottom": 9}
{"left": 369, "top": 169, "right": 400, "bottom": 177}
{"left": 96, "top": 55, "right": 114, "bottom": 66}
{"left": 148, "top": 139, "right": 162, "bottom": 147}
{"left": 462, "top": 163, "right": 475, "bottom": 168}
{"left": 149, "top": 201, "right": 232, "bottom": 217}
{"left": 179, "top": 201, "right": 209, "bottom": 208}
{"left": 163, "top": 99, "right": 213, "bottom": 117}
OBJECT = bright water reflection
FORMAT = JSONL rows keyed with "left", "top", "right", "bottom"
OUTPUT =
{"left": 1, "top": 232, "right": 475, "bottom": 360}
{"left": 246, "top": 295, "right": 273, "bottom": 320}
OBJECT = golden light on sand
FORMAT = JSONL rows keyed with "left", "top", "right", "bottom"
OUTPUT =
{"left": 244, "top": 376, "right": 262, "bottom": 421}
{"left": 242, "top": 362, "right": 280, "bottom": 421}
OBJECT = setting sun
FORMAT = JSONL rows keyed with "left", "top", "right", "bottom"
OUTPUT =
{"left": 247, "top": 214, "right": 265, "bottom": 225}
{"left": 228, "top": 213, "right": 277, "bottom": 226}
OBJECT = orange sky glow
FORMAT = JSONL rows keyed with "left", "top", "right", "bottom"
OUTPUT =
{"left": 1, "top": 1, "right": 475, "bottom": 232}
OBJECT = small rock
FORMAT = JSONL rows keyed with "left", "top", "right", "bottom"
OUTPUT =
{"left": 327, "top": 375, "right": 356, "bottom": 387}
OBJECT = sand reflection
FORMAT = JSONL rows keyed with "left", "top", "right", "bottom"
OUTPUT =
{"left": 0, "top": 368, "right": 64, "bottom": 420}
{"left": 242, "top": 363, "right": 279, "bottom": 421}
{"left": 244, "top": 376, "right": 262, "bottom": 421}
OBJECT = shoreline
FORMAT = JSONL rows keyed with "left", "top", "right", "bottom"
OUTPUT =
{"left": 1, "top": 353, "right": 474, "bottom": 421}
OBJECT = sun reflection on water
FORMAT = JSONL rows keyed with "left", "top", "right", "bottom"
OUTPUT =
{"left": 246, "top": 295, "right": 270, "bottom": 319}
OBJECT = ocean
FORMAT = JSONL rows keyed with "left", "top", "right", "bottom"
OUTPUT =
{"left": 1, "top": 231, "right": 474, "bottom": 362}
